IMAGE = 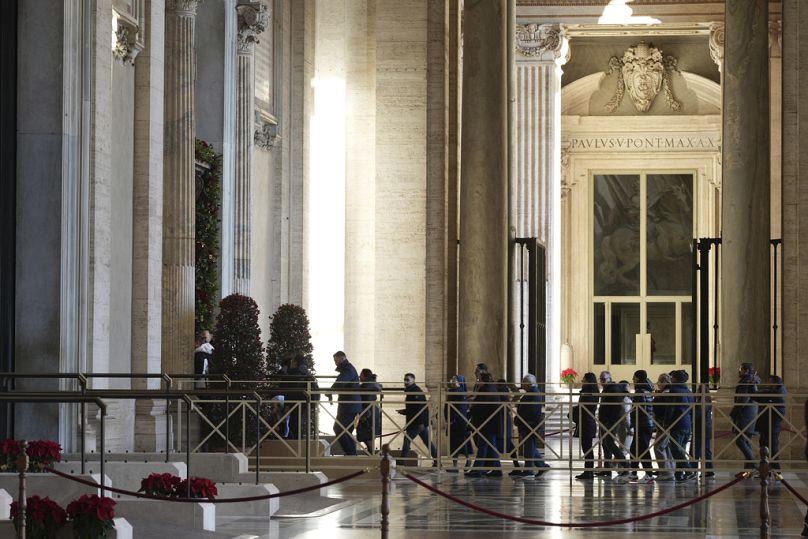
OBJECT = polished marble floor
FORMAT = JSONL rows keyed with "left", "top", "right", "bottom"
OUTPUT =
{"left": 217, "top": 470, "right": 808, "bottom": 538}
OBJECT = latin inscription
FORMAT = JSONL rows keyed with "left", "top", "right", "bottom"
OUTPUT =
{"left": 568, "top": 136, "right": 719, "bottom": 151}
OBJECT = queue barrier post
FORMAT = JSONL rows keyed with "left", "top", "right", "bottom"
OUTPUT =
{"left": 16, "top": 440, "right": 28, "bottom": 539}
{"left": 381, "top": 443, "right": 392, "bottom": 539}
{"left": 760, "top": 446, "right": 770, "bottom": 539}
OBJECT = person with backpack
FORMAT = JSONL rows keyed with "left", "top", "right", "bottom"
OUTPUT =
{"left": 630, "top": 370, "right": 656, "bottom": 483}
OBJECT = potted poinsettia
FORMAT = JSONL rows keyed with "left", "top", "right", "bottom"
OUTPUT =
{"left": 138, "top": 472, "right": 182, "bottom": 497}
{"left": 66, "top": 495, "right": 116, "bottom": 539}
{"left": 560, "top": 368, "right": 578, "bottom": 388}
{"left": 10, "top": 495, "right": 67, "bottom": 539}
{"left": 177, "top": 476, "right": 218, "bottom": 500}
{"left": 0, "top": 439, "right": 62, "bottom": 472}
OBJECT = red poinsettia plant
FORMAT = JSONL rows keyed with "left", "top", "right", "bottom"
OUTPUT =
{"left": 560, "top": 368, "right": 578, "bottom": 386}
{"left": 178, "top": 476, "right": 218, "bottom": 500}
{"left": 0, "top": 439, "right": 62, "bottom": 472}
{"left": 139, "top": 472, "right": 183, "bottom": 497}
{"left": 66, "top": 494, "right": 116, "bottom": 539}
{"left": 709, "top": 367, "right": 721, "bottom": 385}
{"left": 138, "top": 473, "right": 217, "bottom": 499}
{"left": 10, "top": 495, "right": 67, "bottom": 538}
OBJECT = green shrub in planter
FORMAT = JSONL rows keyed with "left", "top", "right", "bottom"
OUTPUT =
{"left": 266, "top": 304, "right": 315, "bottom": 376}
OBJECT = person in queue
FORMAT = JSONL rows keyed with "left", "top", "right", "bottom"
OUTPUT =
{"left": 630, "top": 370, "right": 656, "bottom": 483}
{"left": 666, "top": 370, "right": 696, "bottom": 481}
{"left": 398, "top": 373, "right": 438, "bottom": 467}
{"left": 445, "top": 374, "right": 472, "bottom": 472}
{"left": 575, "top": 372, "right": 599, "bottom": 480}
{"left": 731, "top": 362, "right": 760, "bottom": 469}
{"left": 756, "top": 374, "right": 786, "bottom": 469}
{"left": 357, "top": 368, "right": 383, "bottom": 454}
{"left": 328, "top": 351, "right": 362, "bottom": 455}
{"left": 513, "top": 374, "right": 550, "bottom": 477}
{"left": 653, "top": 372, "right": 676, "bottom": 481}
{"left": 597, "top": 371, "right": 628, "bottom": 478}
{"left": 467, "top": 371, "right": 502, "bottom": 477}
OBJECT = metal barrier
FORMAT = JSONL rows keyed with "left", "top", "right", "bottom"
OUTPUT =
{"left": 1, "top": 373, "right": 806, "bottom": 478}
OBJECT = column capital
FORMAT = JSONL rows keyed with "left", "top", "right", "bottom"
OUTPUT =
{"left": 709, "top": 22, "right": 724, "bottom": 71}
{"left": 515, "top": 23, "right": 569, "bottom": 64}
{"left": 236, "top": 1, "right": 270, "bottom": 55}
{"left": 166, "top": 0, "right": 201, "bottom": 16}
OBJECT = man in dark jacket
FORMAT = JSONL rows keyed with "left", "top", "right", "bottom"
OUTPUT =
{"left": 513, "top": 374, "right": 550, "bottom": 477}
{"left": 667, "top": 370, "right": 696, "bottom": 481}
{"left": 731, "top": 362, "right": 759, "bottom": 469}
{"left": 329, "top": 351, "right": 361, "bottom": 455}
{"left": 398, "top": 373, "right": 438, "bottom": 465}
{"left": 630, "top": 370, "right": 655, "bottom": 482}
{"left": 598, "top": 371, "right": 627, "bottom": 477}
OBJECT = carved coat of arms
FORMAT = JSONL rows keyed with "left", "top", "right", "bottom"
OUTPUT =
{"left": 605, "top": 41, "right": 681, "bottom": 113}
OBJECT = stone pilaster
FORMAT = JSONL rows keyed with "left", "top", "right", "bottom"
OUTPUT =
{"left": 513, "top": 23, "right": 569, "bottom": 385}
{"left": 162, "top": 0, "right": 201, "bottom": 376}
{"left": 133, "top": 0, "right": 167, "bottom": 450}
{"left": 721, "top": 0, "right": 770, "bottom": 378}
{"left": 233, "top": 1, "right": 269, "bottom": 295}
{"left": 458, "top": 0, "right": 509, "bottom": 380}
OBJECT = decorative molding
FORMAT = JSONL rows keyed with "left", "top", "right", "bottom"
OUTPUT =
{"left": 604, "top": 41, "right": 681, "bottom": 113}
{"left": 517, "top": 0, "right": 720, "bottom": 5}
{"left": 254, "top": 111, "right": 279, "bottom": 151}
{"left": 236, "top": 1, "right": 270, "bottom": 54}
{"left": 515, "top": 23, "right": 569, "bottom": 62}
{"left": 165, "top": 0, "right": 201, "bottom": 15}
{"left": 112, "top": 9, "right": 142, "bottom": 65}
{"left": 709, "top": 23, "right": 724, "bottom": 69}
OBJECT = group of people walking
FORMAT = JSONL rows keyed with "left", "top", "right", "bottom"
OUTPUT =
{"left": 270, "top": 351, "right": 788, "bottom": 480}
{"left": 573, "top": 364, "right": 786, "bottom": 483}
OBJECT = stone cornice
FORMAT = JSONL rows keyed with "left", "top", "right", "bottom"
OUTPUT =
{"left": 237, "top": 1, "right": 270, "bottom": 55}
{"left": 515, "top": 23, "right": 570, "bottom": 63}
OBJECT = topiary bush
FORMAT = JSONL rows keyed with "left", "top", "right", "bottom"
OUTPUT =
{"left": 206, "top": 294, "right": 266, "bottom": 448}
{"left": 211, "top": 294, "right": 266, "bottom": 386}
{"left": 266, "top": 304, "right": 315, "bottom": 376}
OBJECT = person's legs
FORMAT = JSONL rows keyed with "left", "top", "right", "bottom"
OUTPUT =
{"left": 735, "top": 424, "right": 756, "bottom": 467}
{"left": 669, "top": 429, "right": 694, "bottom": 479}
{"left": 401, "top": 427, "right": 417, "bottom": 458}
{"left": 417, "top": 426, "right": 438, "bottom": 460}
{"left": 334, "top": 414, "right": 357, "bottom": 456}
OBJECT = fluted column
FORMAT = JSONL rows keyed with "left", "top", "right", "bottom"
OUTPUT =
{"left": 458, "top": 0, "right": 508, "bottom": 380}
{"left": 513, "top": 23, "right": 569, "bottom": 384}
{"left": 233, "top": 2, "right": 269, "bottom": 295}
{"left": 721, "top": 0, "right": 770, "bottom": 373}
{"left": 162, "top": 0, "right": 201, "bottom": 376}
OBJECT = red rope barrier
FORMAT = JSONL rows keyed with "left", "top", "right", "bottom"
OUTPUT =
{"left": 402, "top": 471, "right": 749, "bottom": 528}
{"left": 44, "top": 466, "right": 368, "bottom": 503}
{"left": 778, "top": 476, "right": 808, "bottom": 506}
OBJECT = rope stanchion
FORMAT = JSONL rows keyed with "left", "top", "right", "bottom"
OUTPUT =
{"left": 380, "top": 444, "right": 392, "bottom": 539}
{"left": 760, "top": 446, "right": 770, "bottom": 539}
{"left": 44, "top": 466, "right": 368, "bottom": 503}
{"left": 777, "top": 474, "right": 808, "bottom": 506}
{"left": 401, "top": 470, "right": 750, "bottom": 528}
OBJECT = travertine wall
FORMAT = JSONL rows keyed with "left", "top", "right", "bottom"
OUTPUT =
{"left": 372, "top": 0, "right": 428, "bottom": 383}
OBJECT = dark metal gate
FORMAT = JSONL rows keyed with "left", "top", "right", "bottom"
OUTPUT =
{"left": 515, "top": 238, "right": 546, "bottom": 383}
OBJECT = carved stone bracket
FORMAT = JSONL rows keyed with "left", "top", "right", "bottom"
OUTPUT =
{"left": 254, "top": 111, "right": 279, "bottom": 151}
{"left": 112, "top": 9, "right": 142, "bottom": 65}
{"left": 709, "top": 22, "right": 724, "bottom": 70}
{"left": 604, "top": 41, "right": 681, "bottom": 113}
{"left": 515, "top": 23, "right": 569, "bottom": 63}
{"left": 769, "top": 20, "right": 782, "bottom": 58}
{"left": 237, "top": 1, "right": 270, "bottom": 54}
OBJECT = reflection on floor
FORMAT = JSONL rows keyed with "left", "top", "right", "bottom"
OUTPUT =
{"left": 217, "top": 470, "right": 808, "bottom": 538}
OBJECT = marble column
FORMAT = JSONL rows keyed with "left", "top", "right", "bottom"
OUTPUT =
{"left": 458, "top": 0, "right": 508, "bottom": 380}
{"left": 162, "top": 0, "right": 201, "bottom": 376}
{"left": 513, "top": 23, "right": 569, "bottom": 385}
{"left": 721, "top": 0, "right": 770, "bottom": 375}
{"left": 233, "top": 2, "right": 269, "bottom": 296}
